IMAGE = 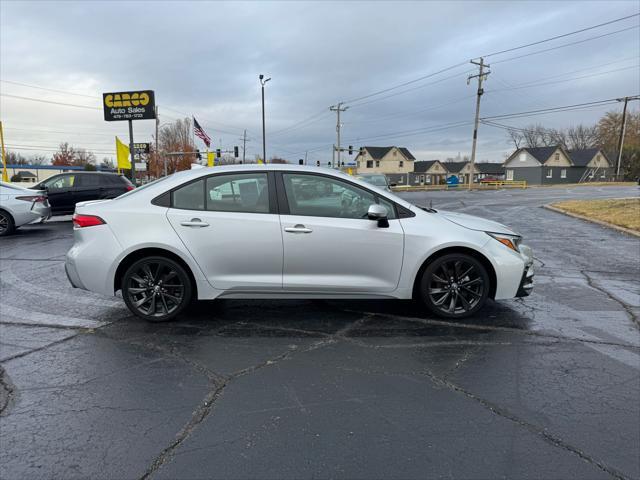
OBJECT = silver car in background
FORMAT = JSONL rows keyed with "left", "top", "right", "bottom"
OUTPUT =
{"left": 0, "top": 181, "right": 51, "bottom": 236}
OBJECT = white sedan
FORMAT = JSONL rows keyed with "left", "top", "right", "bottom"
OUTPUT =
{"left": 65, "top": 165, "right": 533, "bottom": 321}
{"left": 0, "top": 181, "right": 51, "bottom": 236}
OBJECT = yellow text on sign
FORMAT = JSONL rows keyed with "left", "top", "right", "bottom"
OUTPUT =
{"left": 105, "top": 92, "right": 150, "bottom": 108}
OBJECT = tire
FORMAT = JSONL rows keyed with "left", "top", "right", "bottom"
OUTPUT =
{"left": 122, "top": 256, "right": 193, "bottom": 322}
{"left": 419, "top": 253, "right": 490, "bottom": 319}
{"left": 0, "top": 210, "right": 15, "bottom": 237}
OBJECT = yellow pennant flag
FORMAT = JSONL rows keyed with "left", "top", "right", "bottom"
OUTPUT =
{"left": 116, "top": 137, "right": 131, "bottom": 170}
{"left": 207, "top": 151, "right": 215, "bottom": 167}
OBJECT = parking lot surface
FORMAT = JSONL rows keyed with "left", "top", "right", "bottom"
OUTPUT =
{"left": 1, "top": 185, "right": 638, "bottom": 479}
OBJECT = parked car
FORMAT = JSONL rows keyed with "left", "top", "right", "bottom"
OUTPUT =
{"left": 356, "top": 173, "right": 391, "bottom": 191}
{"left": 0, "top": 181, "right": 51, "bottom": 236}
{"left": 480, "top": 176, "right": 502, "bottom": 183}
{"left": 65, "top": 165, "right": 534, "bottom": 322}
{"left": 31, "top": 172, "right": 134, "bottom": 216}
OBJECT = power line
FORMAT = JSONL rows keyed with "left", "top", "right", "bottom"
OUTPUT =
{"left": 491, "top": 25, "right": 640, "bottom": 65}
{"left": 0, "top": 80, "right": 98, "bottom": 99}
{"left": 343, "top": 62, "right": 470, "bottom": 105}
{"left": 487, "top": 64, "right": 640, "bottom": 93}
{"left": 482, "top": 98, "right": 624, "bottom": 121}
{"left": 346, "top": 67, "right": 473, "bottom": 107}
{"left": 269, "top": 109, "right": 331, "bottom": 137}
{"left": 0, "top": 93, "right": 101, "bottom": 110}
{"left": 482, "top": 12, "right": 640, "bottom": 58}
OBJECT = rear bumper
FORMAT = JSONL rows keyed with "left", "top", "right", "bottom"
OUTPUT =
{"left": 64, "top": 260, "right": 85, "bottom": 290}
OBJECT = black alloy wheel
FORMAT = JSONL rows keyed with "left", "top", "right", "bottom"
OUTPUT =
{"left": 0, "top": 210, "right": 15, "bottom": 237}
{"left": 122, "top": 256, "right": 192, "bottom": 322}
{"left": 420, "top": 253, "right": 489, "bottom": 318}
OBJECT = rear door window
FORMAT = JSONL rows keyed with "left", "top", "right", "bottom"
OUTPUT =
{"left": 206, "top": 173, "right": 269, "bottom": 213}
{"left": 77, "top": 174, "right": 100, "bottom": 187}
{"left": 172, "top": 179, "right": 205, "bottom": 210}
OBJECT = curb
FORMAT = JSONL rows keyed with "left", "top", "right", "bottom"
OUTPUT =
{"left": 543, "top": 204, "right": 640, "bottom": 238}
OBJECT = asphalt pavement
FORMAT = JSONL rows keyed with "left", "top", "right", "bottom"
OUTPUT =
{"left": 0, "top": 185, "right": 638, "bottom": 480}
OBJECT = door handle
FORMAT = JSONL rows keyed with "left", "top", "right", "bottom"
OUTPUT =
{"left": 284, "top": 224, "right": 312, "bottom": 234}
{"left": 180, "top": 218, "right": 209, "bottom": 228}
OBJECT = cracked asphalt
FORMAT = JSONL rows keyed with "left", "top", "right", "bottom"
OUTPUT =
{"left": 0, "top": 185, "right": 638, "bottom": 480}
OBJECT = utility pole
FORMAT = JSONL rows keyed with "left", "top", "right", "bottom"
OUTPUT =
{"left": 615, "top": 95, "right": 639, "bottom": 179}
{"left": 467, "top": 57, "right": 490, "bottom": 190}
{"left": 241, "top": 129, "right": 248, "bottom": 163}
{"left": 330, "top": 102, "right": 348, "bottom": 169}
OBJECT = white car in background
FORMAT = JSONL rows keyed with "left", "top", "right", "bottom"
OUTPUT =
{"left": 65, "top": 165, "right": 534, "bottom": 322}
{"left": 0, "top": 181, "right": 51, "bottom": 236}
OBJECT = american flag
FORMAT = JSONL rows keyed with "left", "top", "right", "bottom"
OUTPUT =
{"left": 193, "top": 117, "right": 211, "bottom": 148}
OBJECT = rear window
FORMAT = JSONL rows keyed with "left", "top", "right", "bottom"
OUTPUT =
{"left": 118, "top": 175, "right": 134, "bottom": 187}
{"left": 112, "top": 176, "right": 169, "bottom": 200}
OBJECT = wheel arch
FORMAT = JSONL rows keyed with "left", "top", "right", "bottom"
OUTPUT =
{"left": 113, "top": 247, "right": 198, "bottom": 298}
{"left": 412, "top": 246, "right": 497, "bottom": 300}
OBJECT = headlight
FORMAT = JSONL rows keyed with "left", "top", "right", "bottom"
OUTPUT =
{"left": 486, "top": 232, "right": 522, "bottom": 252}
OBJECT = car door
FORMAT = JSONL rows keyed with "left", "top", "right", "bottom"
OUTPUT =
{"left": 278, "top": 172, "right": 404, "bottom": 293}
{"left": 166, "top": 171, "right": 284, "bottom": 291}
{"left": 74, "top": 173, "right": 101, "bottom": 204}
{"left": 44, "top": 174, "right": 75, "bottom": 214}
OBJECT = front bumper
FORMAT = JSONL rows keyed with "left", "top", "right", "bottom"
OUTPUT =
{"left": 516, "top": 245, "right": 534, "bottom": 297}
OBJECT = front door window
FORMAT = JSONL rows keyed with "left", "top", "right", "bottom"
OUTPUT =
{"left": 281, "top": 173, "right": 395, "bottom": 219}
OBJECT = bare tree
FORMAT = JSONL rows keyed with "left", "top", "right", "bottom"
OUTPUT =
{"left": 75, "top": 148, "right": 96, "bottom": 167}
{"left": 3, "top": 151, "right": 28, "bottom": 165}
{"left": 507, "top": 129, "right": 523, "bottom": 149}
{"left": 30, "top": 154, "right": 48, "bottom": 165}
{"left": 100, "top": 157, "right": 115, "bottom": 169}
{"left": 52, "top": 143, "right": 76, "bottom": 166}
{"left": 566, "top": 125, "right": 598, "bottom": 150}
{"left": 151, "top": 118, "right": 195, "bottom": 176}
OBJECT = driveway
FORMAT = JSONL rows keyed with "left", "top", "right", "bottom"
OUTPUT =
{"left": 1, "top": 185, "right": 638, "bottom": 479}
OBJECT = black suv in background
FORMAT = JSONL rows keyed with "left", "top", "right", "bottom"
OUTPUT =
{"left": 31, "top": 172, "right": 134, "bottom": 215}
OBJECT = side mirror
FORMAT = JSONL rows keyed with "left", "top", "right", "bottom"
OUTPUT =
{"left": 367, "top": 204, "right": 389, "bottom": 228}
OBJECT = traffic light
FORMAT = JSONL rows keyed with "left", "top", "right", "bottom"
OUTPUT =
{"left": 316, "top": 160, "right": 320, "bottom": 167}
{"left": 348, "top": 145, "right": 353, "bottom": 155}
{"left": 299, "top": 159, "right": 304, "bottom": 165}
{"left": 234, "top": 146, "right": 239, "bottom": 158}
{"left": 216, "top": 149, "right": 221, "bottom": 158}
{"left": 341, "top": 161, "right": 344, "bottom": 167}
{"left": 196, "top": 149, "right": 202, "bottom": 161}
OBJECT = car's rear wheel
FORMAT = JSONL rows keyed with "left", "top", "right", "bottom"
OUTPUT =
{"left": 0, "top": 210, "right": 15, "bottom": 237}
{"left": 122, "top": 256, "right": 192, "bottom": 322}
{"left": 419, "top": 253, "right": 489, "bottom": 318}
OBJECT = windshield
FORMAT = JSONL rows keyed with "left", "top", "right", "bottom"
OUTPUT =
{"left": 359, "top": 175, "right": 388, "bottom": 187}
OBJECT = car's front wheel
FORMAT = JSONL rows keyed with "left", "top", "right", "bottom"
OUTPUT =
{"left": 419, "top": 253, "right": 490, "bottom": 318}
{"left": 122, "top": 256, "right": 192, "bottom": 322}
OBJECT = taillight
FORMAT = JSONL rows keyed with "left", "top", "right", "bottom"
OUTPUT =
{"left": 73, "top": 214, "right": 106, "bottom": 228}
{"left": 16, "top": 195, "right": 47, "bottom": 203}
{"left": 125, "top": 185, "right": 135, "bottom": 191}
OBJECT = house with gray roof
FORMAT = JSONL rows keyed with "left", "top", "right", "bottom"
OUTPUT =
{"left": 355, "top": 146, "right": 415, "bottom": 184}
{"left": 503, "top": 146, "right": 612, "bottom": 184}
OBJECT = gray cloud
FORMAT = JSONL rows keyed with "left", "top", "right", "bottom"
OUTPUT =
{"left": 1, "top": 0, "right": 638, "bottom": 163}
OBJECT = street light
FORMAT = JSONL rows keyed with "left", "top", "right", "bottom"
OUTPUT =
{"left": 259, "top": 74, "right": 271, "bottom": 164}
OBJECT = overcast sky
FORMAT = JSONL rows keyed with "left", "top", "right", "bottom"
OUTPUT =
{"left": 1, "top": 0, "right": 638, "bottom": 164}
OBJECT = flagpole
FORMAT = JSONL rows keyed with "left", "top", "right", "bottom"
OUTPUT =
{"left": 0, "top": 121, "right": 8, "bottom": 182}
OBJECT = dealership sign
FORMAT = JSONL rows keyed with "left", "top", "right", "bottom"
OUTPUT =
{"left": 102, "top": 90, "right": 156, "bottom": 121}
{"left": 133, "top": 143, "right": 151, "bottom": 154}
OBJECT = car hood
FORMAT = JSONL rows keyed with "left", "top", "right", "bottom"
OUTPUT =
{"left": 437, "top": 210, "right": 518, "bottom": 236}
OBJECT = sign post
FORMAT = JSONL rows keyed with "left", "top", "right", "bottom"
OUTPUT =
{"left": 102, "top": 90, "right": 156, "bottom": 185}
